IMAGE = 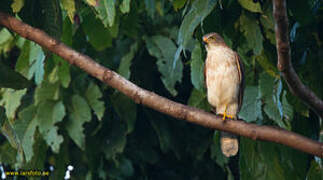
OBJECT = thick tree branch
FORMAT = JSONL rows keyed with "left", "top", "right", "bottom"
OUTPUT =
{"left": 273, "top": 0, "right": 323, "bottom": 118}
{"left": 0, "top": 12, "right": 322, "bottom": 157}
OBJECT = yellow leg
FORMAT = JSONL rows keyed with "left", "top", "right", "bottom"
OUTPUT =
{"left": 222, "top": 104, "right": 234, "bottom": 120}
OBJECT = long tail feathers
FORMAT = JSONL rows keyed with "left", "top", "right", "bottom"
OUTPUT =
{"left": 220, "top": 132, "right": 239, "bottom": 157}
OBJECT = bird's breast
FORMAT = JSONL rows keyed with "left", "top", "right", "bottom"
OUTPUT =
{"left": 205, "top": 46, "right": 240, "bottom": 108}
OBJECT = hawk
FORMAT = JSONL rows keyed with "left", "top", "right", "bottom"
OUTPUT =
{"left": 203, "top": 32, "right": 244, "bottom": 157}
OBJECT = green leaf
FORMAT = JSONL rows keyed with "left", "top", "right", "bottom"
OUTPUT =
{"left": 28, "top": 42, "right": 45, "bottom": 85}
{"left": 239, "top": 12, "right": 263, "bottom": 55}
{"left": 259, "top": 73, "right": 291, "bottom": 129}
{"left": 11, "top": 0, "right": 24, "bottom": 13}
{"left": 108, "top": 157, "right": 134, "bottom": 178}
{"left": 188, "top": 89, "right": 210, "bottom": 111}
{"left": 53, "top": 55, "right": 71, "bottom": 88}
{"left": 238, "top": 0, "right": 262, "bottom": 13}
{"left": 0, "top": 142, "right": 17, "bottom": 165}
{"left": 306, "top": 160, "right": 323, "bottom": 180}
{"left": 240, "top": 138, "right": 283, "bottom": 180}
{"left": 240, "top": 137, "right": 309, "bottom": 180}
{"left": 40, "top": 0, "right": 62, "bottom": 39}
{"left": 190, "top": 42, "right": 205, "bottom": 91}
{"left": 95, "top": 0, "right": 116, "bottom": 27}
{"left": 111, "top": 93, "right": 136, "bottom": 134}
{"left": 144, "top": 0, "right": 155, "bottom": 18}
{"left": 0, "top": 61, "right": 32, "bottom": 89}
{"left": 282, "top": 91, "right": 293, "bottom": 122}
{"left": 260, "top": 7, "right": 276, "bottom": 45}
{"left": 61, "top": 0, "right": 76, "bottom": 23}
{"left": 255, "top": 53, "right": 279, "bottom": 78}
{"left": 173, "top": 0, "right": 187, "bottom": 11}
{"left": 120, "top": 0, "right": 131, "bottom": 14}
{"left": 66, "top": 95, "right": 92, "bottom": 150}
{"left": 36, "top": 101, "right": 65, "bottom": 153}
{"left": 0, "top": 28, "right": 14, "bottom": 54}
{"left": 16, "top": 40, "right": 31, "bottom": 77}
{"left": 85, "top": 82, "right": 105, "bottom": 121}
{"left": 0, "top": 121, "right": 25, "bottom": 163}
{"left": 85, "top": 0, "right": 97, "bottom": 6}
{"left": 14, "top": 105, "right": 38, "bottom": 162}
{"left": 238, "top": 86, "right": 262, "bottom": 122}
{"left": 0, "top": 106, "right": 5, "bottom": 127}
{"left": 144, "top": 35, "right": 183, "bottom": 96}
{"left": 34, "top": 81, "right": 60, "bottom": 105}
{"left": 177, "top": 0, "right": 217, "bottom": 50}
{"left": 1, "top": 120, "right": 20, "bottom": 152}
{"left": 0, "top": 28, "right": 12, "bottom": 45}
{"left": 103, "top": 120, "right": 127, "bottom": 160}
{"left": 82, "top": 12, "right": 112, "bottom": 51}
{"left": 117, "top": 42, "right": 138, "bottom": 79}
{"left": 0, "top": 89, "right": 27, "bottom": 119}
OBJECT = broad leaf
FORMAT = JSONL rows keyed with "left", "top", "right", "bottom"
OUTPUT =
{"left": 260, "top": 6, "right": 276, "bottom": 45}
{"left": 306, "top": 160, "right": 323, "bottom": 180}
{"left": 53, "top": 55, "right": 71, "bottom": 88}
{"left": 259, "top": 73, "right": 291, "bottom": 129}
{"left": 240, "top": 137, "right": 309, "bottom": 180}
{"left": 14, "top": 105, "right": 38, "bottom": 162}
{"left": 117, "top": 42, "right": 138, "bottom": 80}
{"left": 0, "top": 89, "right": 27, "bottom": 119}
{"left": 188, "top": 89, "right": 210, "bottom": 111}
{"left": 28, "top": 42, "right": 46, "bottom": 85}
{"left": 120, "top": 0, "right": 131, "bottom": 14}
{"left": 85, "top": 82, "right": 105, "bottom": 121}
{"left": 0, "top": 61, "right": 31, "bottom": 90}
{"left": 61, "top": 0, "right": 76, "bottom": 23}
{"left": 190, "top": 42, "right": 204, "bottom": 91}
{"left": 34, "top": 81, "right": 60, "bottom": 105}
{"left": 103, "top": 120, "right": 127, "bottom": 160}
{"left": 66, "top": 95, "right": 91, "bottom": 150}
{"left": 239, "top": 86, "right": 262, "bottom": 122}
{"left": 144, "top": 35, "right": 183, "bottom": 96}
{"left": 238, "top": 0, "right": 262, "bottom": 13}
{"left": 40, "top": 0, "right": 62, "bottom": 39}
{"left": 95, "top": 0, "right": 116, "bottom": 27}
{"left": 82, "top": 11, "right": 112, "bottom": 51}
{"left": 36, "top": 101, "right": 65, "bottom": 153}
{"left": 11, "top": 0, "right": 24, "bottom": 13}
{"left": 173, "top": 0, "right": 187, "bottom": 11}
{"left": 111, "top": 93, "right": 136, "bottom": 134}
{"left": 177, "top": 0, "right": 217, "bottom": 50}
{"left": 239, "top": 12, "right": 263, "bottom": 55}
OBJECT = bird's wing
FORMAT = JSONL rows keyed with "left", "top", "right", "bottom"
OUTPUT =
{"left": 204, "top": 58, "right": 207, "bottom": 87}
{"left": 235, "top": 53, "right": 245, "bottom": 112}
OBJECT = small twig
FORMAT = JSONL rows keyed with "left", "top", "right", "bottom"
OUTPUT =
{"left": 273, "top": 0, "right": 323, "bottom": 118}
{"left": 0, "top": 12, "right": 322, "bottom": 157}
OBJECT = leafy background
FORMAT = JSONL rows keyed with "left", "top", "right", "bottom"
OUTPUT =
{"left": 0, "top": 0, "right": 322, "bottom": 179}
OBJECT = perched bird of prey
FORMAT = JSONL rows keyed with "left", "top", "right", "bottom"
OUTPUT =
{"left": 203, "top": 32, "right": 244, "bottom": 157}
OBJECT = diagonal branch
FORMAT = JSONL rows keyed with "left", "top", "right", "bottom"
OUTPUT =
{"left": 0, "top": 12, "right": 322, "bottom": 157}
{"left": 273, "top": 0, "right": 323, "bottom": 118}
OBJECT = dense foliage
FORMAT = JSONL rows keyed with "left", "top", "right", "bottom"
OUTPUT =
{"left": 0, "top": 0, "right": 322, "bottom": 179}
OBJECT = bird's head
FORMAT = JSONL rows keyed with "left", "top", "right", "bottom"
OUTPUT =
{"left": 203, "top": 32, "right": 226, "bottom": 49}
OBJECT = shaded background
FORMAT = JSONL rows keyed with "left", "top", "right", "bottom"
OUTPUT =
{"left": 0, "top": 0, "right": 322, "bottom": 179}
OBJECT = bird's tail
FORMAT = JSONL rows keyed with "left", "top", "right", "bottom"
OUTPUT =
{"left": 220, "top": 132, "right": 239, "bottom": 157}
